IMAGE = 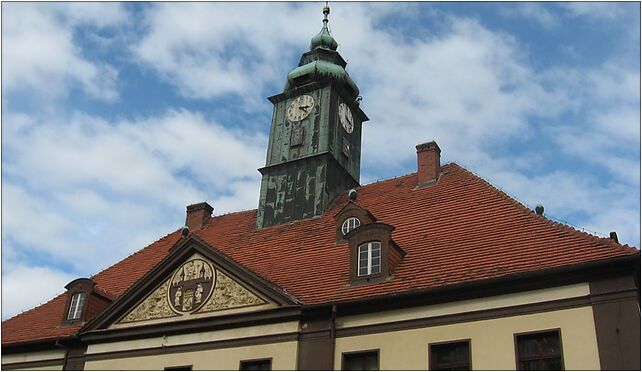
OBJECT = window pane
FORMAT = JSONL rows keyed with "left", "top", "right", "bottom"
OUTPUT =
{"left": 430, "top": 341, "right": 470, "bottom": 370}
{"left": 240, "top": 359, "right": 271, "bottom": 371}
{"left": 516, "top": 331, "right": 563, "bottom": 371}
{"left": 67, "top": 293, "right": 86, "bottom": 320}
{"left": 342, "top": 217, "right": 361, "bottom": 235}
{"left": 343, "top": 352, "right": 378, "bottom": 371}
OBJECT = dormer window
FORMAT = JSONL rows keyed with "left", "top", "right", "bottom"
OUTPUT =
{"left": 342, "top": 217, "right": 361, "bottom": 235}
{"left": 358, "top": 241, "right": 381, "bottom": 276}
{"left": 345, "top": 223, "right": 405, "bottom": 285}
{"left": 67, "top": 292, "right": 86, "bottom": 320}
{"left": 61, "top": 277, "right": 112, "bottom": 326}
{"left": 334, "top": 201, "right": 376, "bottom": 241}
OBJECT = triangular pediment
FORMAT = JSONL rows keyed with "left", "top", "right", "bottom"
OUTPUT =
{"left": 82, "top": 236, "right": 298, "bottom": 332}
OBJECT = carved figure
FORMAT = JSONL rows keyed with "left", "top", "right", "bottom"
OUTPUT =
{"left": 174, "top": 287, "right": 182, "bottom": 307}
{"left": 195, "top": 284, "right": 203, "bottom": 303}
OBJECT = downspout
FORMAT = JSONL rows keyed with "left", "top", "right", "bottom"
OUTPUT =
{"left": 54, "top": 338, "right": 69, "bottom": 370}
{"left": 330, "top": 304, "right": 337, "bottom": 370}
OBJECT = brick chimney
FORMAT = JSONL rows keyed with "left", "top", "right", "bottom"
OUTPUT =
{"left": 185, "top": 202, "right": 213, "bottom": 231}
{"left": 416, "top": 141, "right": 441, "bottom": 186}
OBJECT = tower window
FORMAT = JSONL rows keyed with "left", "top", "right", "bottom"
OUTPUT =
{"left": 342, "top": 217, "right": 361, "bottom": 235}
{"left": 358, "top": 241, "right": 381, "bottom": 276}
{"left": 67, "top": 292, "right": 86, "bottom": 320}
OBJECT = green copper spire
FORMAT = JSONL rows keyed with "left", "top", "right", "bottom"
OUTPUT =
{"left": 309, "top": 4, "right": 338, "bottom": 51}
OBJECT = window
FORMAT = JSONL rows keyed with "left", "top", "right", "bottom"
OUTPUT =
{"left": 67, "top": 292, "right": 86, "bottom": 320}
{"left": 239, "top": 359, "right": 271, "bottom": 371}
{"left": 342, "top": 350, "right": 379, "bottom": 371}
{"left": 164, "top": 366, "right": 192, "bottom": 371}
{"left": 429, "top": 340, "right": 471, "bottom": 370}
{"left": 358, "top": 241, "right": 381, "bottom": 276}
{"left": 342, "top": 217, "right": 361, "bottom": 235}
{"left": 516, "top": 330, "right": 563, "bottom": 370}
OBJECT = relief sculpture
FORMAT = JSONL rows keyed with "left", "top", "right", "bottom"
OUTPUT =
{"left": 197, "top": 271, "right": 266, "bottom": 313}
{"left": 119, "top": 280, "right": 179, "bottom": 323}
{"left": 168, "top": 259, "right": 215, "bottom": 313}
{"left": 118, "top": 258, "right": 265, "bottom": 324}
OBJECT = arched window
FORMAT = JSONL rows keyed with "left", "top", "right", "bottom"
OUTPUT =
{"left": 67, "top": 292, "right": 86, "bottom": 320}
{"left": 342, "top": 217, "right": 361, "bottom": 235}
{"left": 357, "top": 241, "right": 381, "bottom": 276}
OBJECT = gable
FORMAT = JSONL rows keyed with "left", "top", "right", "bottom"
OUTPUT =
{"left": 110, "top": 253, "right": 272, "bottom": 329}
{"left": 82, "top": 236, "right": 298, "bottom": 333}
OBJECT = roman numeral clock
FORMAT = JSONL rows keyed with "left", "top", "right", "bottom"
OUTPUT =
{"left": 257, "top": 7, "right": 368, "bottom": 228}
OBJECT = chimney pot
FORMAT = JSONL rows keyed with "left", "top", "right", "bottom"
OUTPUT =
{"left": 416, "top": 141, "right": 441, "bottom": 186}
{"left": 609, "top": 231, "right": 619, "bottom": 243}
{"left": 185, "top": 202, "right": 213, "bottom": 231}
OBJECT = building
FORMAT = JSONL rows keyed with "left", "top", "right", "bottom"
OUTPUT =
{"left": 2, "top": 6, "right": 640, "bottom": 371}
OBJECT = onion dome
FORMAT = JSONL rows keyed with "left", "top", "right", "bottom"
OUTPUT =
{"left": 309, "top": 5, "right": 338, "bottom": 51}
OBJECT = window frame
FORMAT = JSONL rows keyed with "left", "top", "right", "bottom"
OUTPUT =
{"left": 357, "top": 241, "right": 382, "bottom": 276}
{"left": 514, "top": 328, "right": 565, "bottom": 371}
{"left": 67, "top": 292, "right": 86, "bottom": 320}
{"left": 341, "top": 349, "right": 380, "bottom": 371}
{"left": 428, "top": 339, "right": 472, "bottom": 370}
{"left": 342, "top": 216, "right": 361, "bottom": 236}
{"left": 239, "top": 357, "right": 272, "bottom": 371}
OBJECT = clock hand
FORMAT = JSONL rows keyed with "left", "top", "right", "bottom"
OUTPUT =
{"left": 299, "top": 105, "right": 310, "bottom": 112}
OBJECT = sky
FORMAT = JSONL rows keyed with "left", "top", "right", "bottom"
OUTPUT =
{"left": 1, "top": 2, "right": 640, "bottom": 320}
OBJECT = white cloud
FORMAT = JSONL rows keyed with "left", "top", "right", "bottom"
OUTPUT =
{"left": 1, "top": 263, "right": 76, "bottom": 320}
{"left": 2, "top": 3, "right": 127, "bottom": 102}
{"left": 500, "top": 3, "right": 559, "bottom": 29}
{"left": 2, "top": 109, "right": 266, "bottom": 278}
{"left": 562, "top": 3, "right": 629, "bottom": 21}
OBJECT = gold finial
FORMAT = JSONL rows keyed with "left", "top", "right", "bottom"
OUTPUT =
{"left": 323, "top": 1, "right": 330, "bottom": 18}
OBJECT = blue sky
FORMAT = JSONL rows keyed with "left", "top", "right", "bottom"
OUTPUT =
{"left": 2, "top": 2, "right": 640, "bottom": 319}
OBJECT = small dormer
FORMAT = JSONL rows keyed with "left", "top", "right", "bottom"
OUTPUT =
{"left": 335, "top": 194, "right": 406, "bottom": 285}
{"left": 334, "top": 201, "right": 377, "bottom": 241}
{"left": 344, "top": 223, "right": 405, "bottom": 285}
{"left": 62, "top": 278, "right": 112, "bottom": 326}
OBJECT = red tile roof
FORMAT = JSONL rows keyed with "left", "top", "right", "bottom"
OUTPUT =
{"left": 2, "top": 163, "right": 638, "bottom": 345}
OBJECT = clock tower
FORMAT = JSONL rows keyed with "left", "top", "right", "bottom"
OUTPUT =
{"left": 257, "top": 6, "right": 368, "bottom": 228}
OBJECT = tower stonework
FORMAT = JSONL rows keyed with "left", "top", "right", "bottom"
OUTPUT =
{"left": 257, "top": 7, "right": 368, "bottom": 228}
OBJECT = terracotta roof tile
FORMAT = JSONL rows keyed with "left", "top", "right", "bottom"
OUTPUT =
{"left": 2, "top": 163, "right": 639, "bottom": 345}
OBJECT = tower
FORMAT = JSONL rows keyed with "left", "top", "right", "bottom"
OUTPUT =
{"left": 257, "top": 6, "right": 368, "bottom": 228}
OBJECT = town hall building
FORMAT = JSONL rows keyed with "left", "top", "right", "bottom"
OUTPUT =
{"left": 2, "top": 6, "right": 640, "bottom": 371}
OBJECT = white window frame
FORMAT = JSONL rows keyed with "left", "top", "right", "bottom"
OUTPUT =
{"left": 357, "top": 241, "right": 381, "bottom": 276}
{"left": 67, "top": 292, "right": 86, "bottom": 320}
{"left": 342, "top": 217, "right": 361, "bottom": 235}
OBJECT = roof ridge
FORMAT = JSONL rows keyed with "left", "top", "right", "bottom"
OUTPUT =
{"left": 453, "top": 163, "right": 639, "bottom": 253}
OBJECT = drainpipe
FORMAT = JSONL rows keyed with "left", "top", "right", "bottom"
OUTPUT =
{"left": 330, "top": 304, "right": 337, "bottom": 370}
{"left": 54, "top": 338, "right": 69, "bottom": 370}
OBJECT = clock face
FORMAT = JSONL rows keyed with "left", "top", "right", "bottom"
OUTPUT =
{"left": 287, "top": 95, "right": 315, "bottom": 122}
{"left": 338, "top": 103, "right": 354, "bottom": 134}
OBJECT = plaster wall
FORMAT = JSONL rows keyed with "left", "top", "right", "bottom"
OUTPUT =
{"left": 84, "top": 341, "right": 298, "bottom": 370}
{"left": 1, "top": 349, "right": 65, "bottom": 364}
{"left": 86, "top": 321, "right": 299, "bottom": 355}
{"left": 334, "top": 306, "right": 600, "bottom": 370}
{"left": 338, "top": 282, "right": 589, "bottom": 329}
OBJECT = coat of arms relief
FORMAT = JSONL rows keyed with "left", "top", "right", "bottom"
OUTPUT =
{"left": 119, "top": 258, "right": 266, "bottom": 324}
